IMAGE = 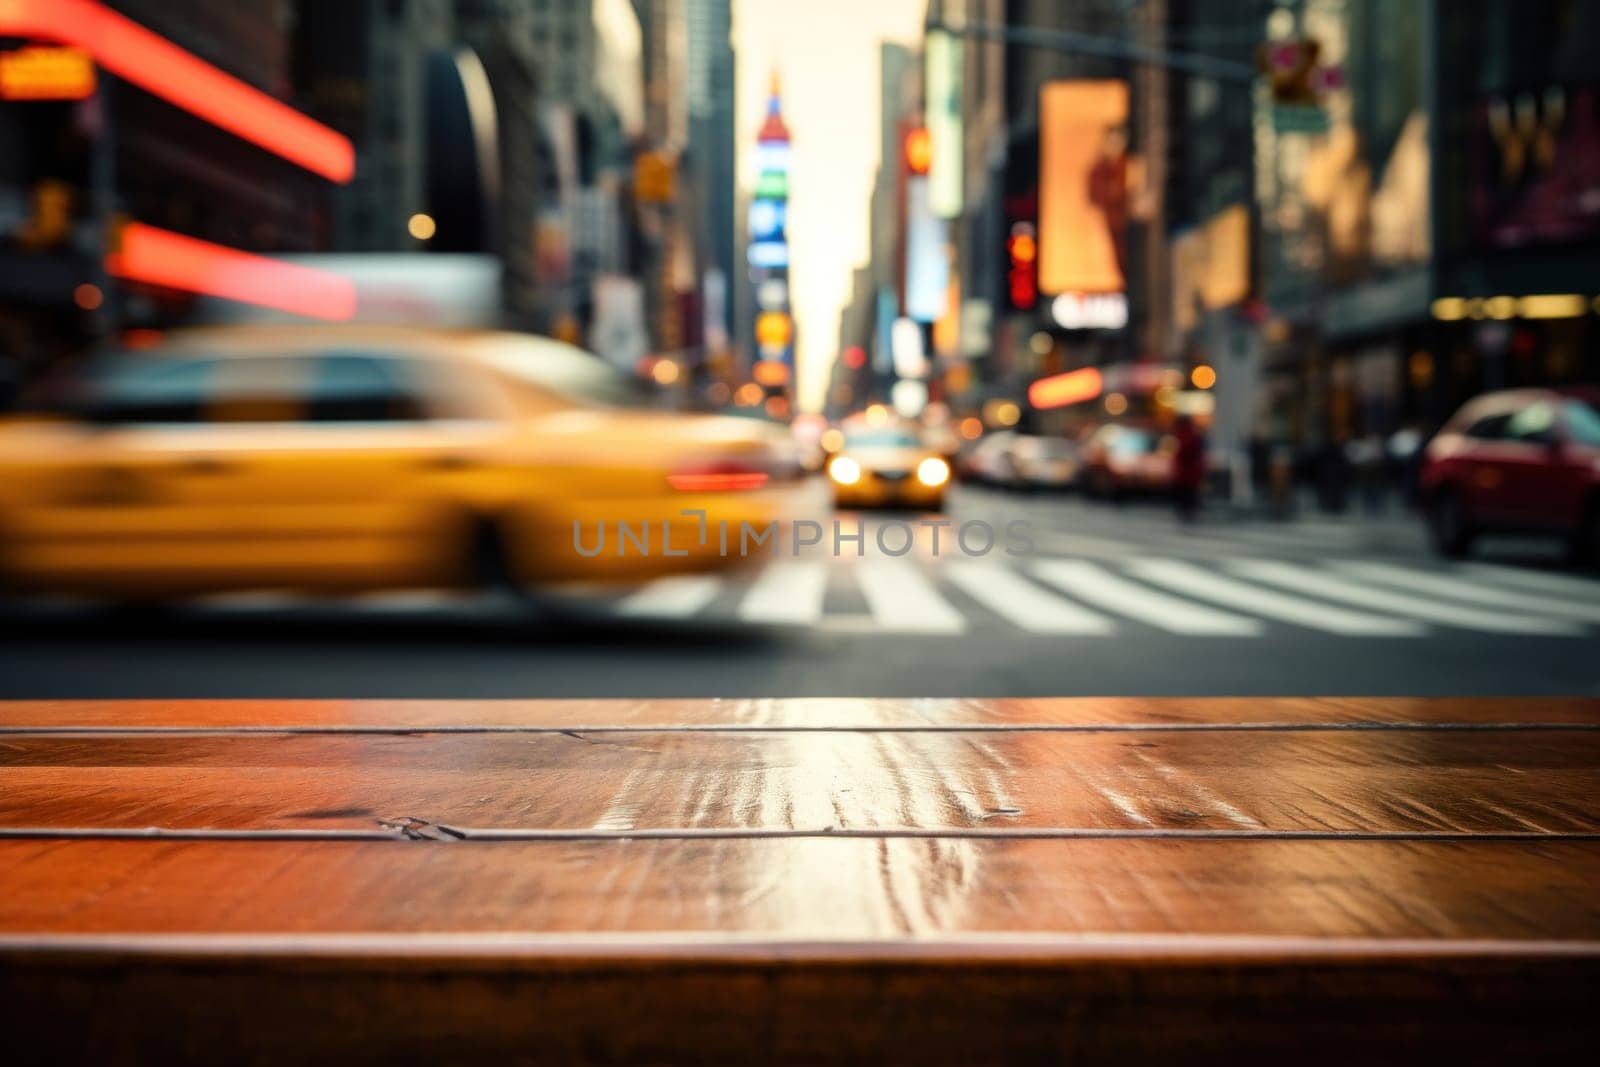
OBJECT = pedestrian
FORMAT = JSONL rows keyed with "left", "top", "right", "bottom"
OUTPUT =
{"left": 1173, "top": 414, "right": 1206, "bottom": 523}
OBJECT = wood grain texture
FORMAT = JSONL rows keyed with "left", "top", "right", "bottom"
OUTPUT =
{"left": 3, "top": 695, "right": 1598, "bottom": 729}
{"left": 2, "top": 698, "right": 1597, "bottom": 1062}
{"left": 3, "top": 729, "right": 1598, "bottom": 834}
{"left": 3, "top": 837, "right": 1600, "bottom": 938}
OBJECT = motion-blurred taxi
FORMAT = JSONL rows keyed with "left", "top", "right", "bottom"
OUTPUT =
{"left": 0, "top": 326, "right": 799, "bottom": 599}
{"left": 827, "top": 424, "right": 949, "bottom": 510}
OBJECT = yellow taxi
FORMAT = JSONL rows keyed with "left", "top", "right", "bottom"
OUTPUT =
{"left": 0, "top": 326, "right": 799, "bottom": 598}
{"left": 826, "top": 422, "right": 950, "bottom": 510}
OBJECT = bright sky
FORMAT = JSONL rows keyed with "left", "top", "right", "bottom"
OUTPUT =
{"left": 733, "top": 0, "right": 927, "bottom": 412}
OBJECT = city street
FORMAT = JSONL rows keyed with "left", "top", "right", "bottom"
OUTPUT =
{"left": 4, "top": 2, "right": 1599, "bottom": 1059}
{"left": 4, "top": 485, "right": 1595, "bottom": 699}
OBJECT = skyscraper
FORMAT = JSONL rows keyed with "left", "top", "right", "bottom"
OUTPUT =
{"left": 747, "top": 72, "right": 792, "bottom": 406}
{"left": 686, "top": 0, "right": 735, "bottom": 359}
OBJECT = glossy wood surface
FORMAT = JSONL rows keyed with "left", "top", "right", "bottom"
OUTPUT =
{"left": 4, "top": 729, "right": 1599, "bottom": 834}
{"left": 4, "top": 694, "right": 1599, "bottom": 728}
{"left": 3, "top": 698, "right": 1598, "bottom": 1062}
{"left": 4, "top": 836, "right": 1600, "bottom": 938}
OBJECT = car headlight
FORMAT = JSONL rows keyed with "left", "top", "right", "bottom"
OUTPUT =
{"left": 829, "top": 456, "right": 862, "bottom": 485}
{"left": 916, "top": 457, "right": 950, "bottom": 487}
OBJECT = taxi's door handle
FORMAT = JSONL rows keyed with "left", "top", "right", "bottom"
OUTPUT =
{"left": 178, "top": 456, "right": 236, "bottom": 475}
{"left": 421, "top": 454, "right": 476, "bottom": 471}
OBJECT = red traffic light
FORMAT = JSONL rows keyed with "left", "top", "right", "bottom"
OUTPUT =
{"left": 1007, "top": 223, "right": 1037, "bottom": 310}
{"left": 904, "top": 128, "right": 932, "bottom": 175}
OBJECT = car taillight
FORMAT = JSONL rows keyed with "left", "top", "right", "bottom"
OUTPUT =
{"left": 667, "top": 459, "right": 771, "bottom": 492}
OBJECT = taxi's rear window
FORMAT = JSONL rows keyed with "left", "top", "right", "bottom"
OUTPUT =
{"left": 846, "top": 429, "right": 921, "bottom": 448}
{"left": 76, "top": 351, "right": 430, "bottom": 425}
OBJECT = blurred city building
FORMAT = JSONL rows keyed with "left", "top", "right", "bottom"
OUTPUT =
{"left": 833, "top": 0, "right": 1599, "bottom": 501}
{"left": 686, "top": 0, "right": 737, "bottom": 376}
{"left": 831, "top": 41, "right": 917, "bottom": 419}
{"left": 1429, "top": 1, "right": 1600, "bottom": 418}
{"left": 1, "top": 0, "right": 738, "bottom": 403}
{"left": 1, "top": 0, "right": 346, "bottom": 388}
{"left": 294, "top": 0, "right": 453, "bottom": 254}
{"left": 6, "top": 0, "right": 1596, "bottom": 440}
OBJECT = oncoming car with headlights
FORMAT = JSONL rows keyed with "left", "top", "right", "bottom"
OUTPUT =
{"left": 827, "top": 424, "right": 950, "bottom": 510}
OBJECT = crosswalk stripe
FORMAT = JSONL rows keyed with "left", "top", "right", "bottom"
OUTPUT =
{"left": 1227, "top": 561, "right": 1583, "bottom": 636}
{"left": 738, "top": 561, "right": 829, "bottom": 626}
{"left": 945, "top": 561, "right": 1116, "bottom": 634}
{"left": 1461, "top": 562, "right": 1600, "bottom": 600}
{"left": 854, "top": 558, "right": 967, "bottom": 633}
{"left": 615, "top": 575, "right": 722, "bottom": 618}
{"left": 1335, "top": 562, "right": 1600, "bottom": 624}
{"left": 1031, "top": 560, "right": 1263, "bottom": 636}
{"left": 1126, "top": 559, "right": 1425, "bottom": 636}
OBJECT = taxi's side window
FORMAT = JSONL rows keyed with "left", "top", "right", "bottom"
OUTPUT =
{"left": 207, "top": 357, "right": 302, "bottom": 423}
{"left": 89, "top": 358, "right": 215, "bottom": 424}
{"left": 307, "top": 353, "right": 428, "bottom": 423}
{"left": 96, "top": 355, "right": 301, "bottom": 425}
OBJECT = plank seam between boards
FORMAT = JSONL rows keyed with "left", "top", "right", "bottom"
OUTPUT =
{"left": 4, "top": 826, "right": 1600, "bottom": 843}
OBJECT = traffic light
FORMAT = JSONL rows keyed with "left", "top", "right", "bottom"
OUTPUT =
{"left": 904, "top": 127, "right": 932, "bottom": 176}
{"left": 1006, "top": 222, "right": 1037, "bottom": 310}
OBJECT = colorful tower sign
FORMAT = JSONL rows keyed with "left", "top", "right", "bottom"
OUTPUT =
{"left": 748, "top": 72, "right": 793, "bottom": 398}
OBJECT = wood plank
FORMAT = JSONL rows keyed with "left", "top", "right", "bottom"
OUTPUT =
{"left": 3, "top": 730, "right": 1598, "bottom": 834}
{"left": 6, "top": 939, "right": 1596, "bottom": 1063}
{"left": 3, "top": 695, "right": 1597, "bottom": 730}
{"left": 3, "top": 698, "right": 1598, "bottom": 1060}
{"left": 4, "top": 838, "right": 1599, "bottom": 939}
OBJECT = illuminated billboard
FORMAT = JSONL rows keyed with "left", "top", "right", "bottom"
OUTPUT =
{"left": 1038, "top": 80, "right": 1129, "bottom": 296}
{"left": 1171, "top": 203, "right": 1250, "bottom": 333}
{"left": 0, "top": 44, "right": 95, "bottom": 100}
{"left": 903, "top": 176, "right": 949, "bottom": 323}
{"left": 924, "top": 30, "right": 963, "bottom": 219}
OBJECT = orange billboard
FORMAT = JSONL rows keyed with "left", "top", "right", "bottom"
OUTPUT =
{"left": 1038, "top": 80, "right": 1129, "bottom": 295}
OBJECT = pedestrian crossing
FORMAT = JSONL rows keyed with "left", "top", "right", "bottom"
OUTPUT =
{"left": 1226, "top": 560, "right": 1583, "bottom": 636}
{"left": 945, "top": 560, "right": 1114, "bottom": 634}
{"left": 737, "top": 560, "right": 829, "bottom": 626}
{"left": 1032, "top": 559, "right": 1262, "bottom": 636}
{"left": 988, "top": 498, "right": 1428, "bottom": 560}
{"left": 854, "top": 557, "right": 968, "bottom": 634}
{"left": 1330, "top": 562, "right": 1600, "bottom": 625}
{"left": 602, "top": 556, "right": 1600, "bottom": 640}
{"left": 1125, "top": 559, "right": 1425, "bottom": 637}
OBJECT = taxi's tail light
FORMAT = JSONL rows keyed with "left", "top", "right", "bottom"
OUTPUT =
{"left": 668, "top": 459, "right": 771, "bottom": 492}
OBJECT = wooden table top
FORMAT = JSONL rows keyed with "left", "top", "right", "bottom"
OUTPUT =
{"left": 4, "top": 698, "right": 1598, "bottom": 1061}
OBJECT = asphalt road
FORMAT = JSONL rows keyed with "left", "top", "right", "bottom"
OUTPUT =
{"left": 2, "top": 484, "right": 1597, "bottom": 698}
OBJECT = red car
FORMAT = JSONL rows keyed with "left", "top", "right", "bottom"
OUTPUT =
{"left": 1419, "top": 388, "right": 1600, "bottom": 560}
